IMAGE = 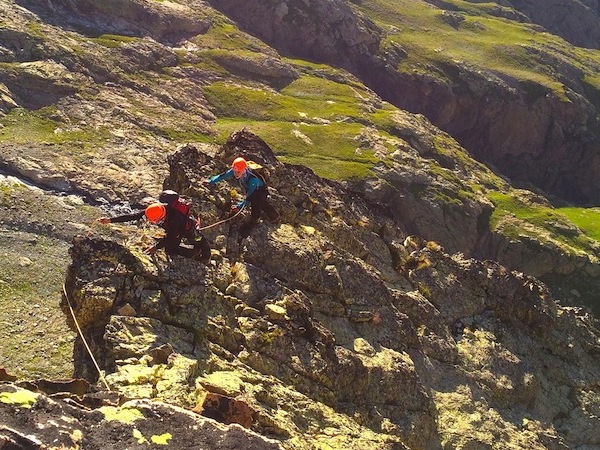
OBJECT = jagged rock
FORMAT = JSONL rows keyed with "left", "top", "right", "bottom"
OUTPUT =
{"left": 0, "top": 60, "right": 85, "bottom": 109}
{"left": 3, "top": 0, "right": 600, "bottom": 445}
{"left": 197, "top": 392, "right": 256, "bottom": 429}
{"left": 32, "top": 0, "right": 212, "bottom": 43}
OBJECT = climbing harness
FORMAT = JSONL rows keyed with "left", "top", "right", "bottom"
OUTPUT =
{"left": 61, "top": 283, "right": 111, "bottom": 391}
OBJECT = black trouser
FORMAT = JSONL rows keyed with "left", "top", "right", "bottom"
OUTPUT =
{"left": 248, "top": 187, "right": 278, "bottom": 223}
{"left": 165, "top": 231, "right": 211, "bottom": 262}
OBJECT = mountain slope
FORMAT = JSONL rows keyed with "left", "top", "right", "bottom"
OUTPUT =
{"left": 207, "top": 0, "right": 600, "bottom": 204}
{"left": 1, "top": 2, "right": 600, "bottom": 448}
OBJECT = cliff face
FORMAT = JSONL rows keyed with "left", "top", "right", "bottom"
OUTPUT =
{"left": 505, "top": 0, "right": 600, "bottom": 49}
{"left": 46, "top": 131, "right": 600, "bottom": 450}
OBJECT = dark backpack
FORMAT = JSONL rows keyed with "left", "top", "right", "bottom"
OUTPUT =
{"left": 159, "top": 190, "right": 194, "bottom": 229}
{"left": 247, "top": 160, "right": 270, "bottom": 185}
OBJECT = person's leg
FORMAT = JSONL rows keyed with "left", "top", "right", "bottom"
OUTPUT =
{"left": 237, "top": 190, "right": 263, "bottom": 237}
{"left": 182, "top": 230, "right": 211, "bottom": 263}
{"left": 165, "top": 237, "right": 195, "bottom": 259}
{"left": 252, "top": 188, "right": 278, "bottom": 222}
{"left": 248, "top": 190, "right": 264, "bottom": 224}
{"left": 193, "top": 235, "right": 211, "bottom": 263}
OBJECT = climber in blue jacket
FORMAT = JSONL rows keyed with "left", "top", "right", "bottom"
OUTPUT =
{"left": 204, "top": 157, "right": 279, "bottom": 233}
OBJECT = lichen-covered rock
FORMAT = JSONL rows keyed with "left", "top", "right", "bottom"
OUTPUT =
{"left": 54, "top": 131, "right": 600, "bottom": 449}
{"left": 0, "top": 383, "right": 282, "bottom": 450}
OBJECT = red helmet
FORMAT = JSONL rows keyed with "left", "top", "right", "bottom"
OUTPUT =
{"left": 232, "top": 157, "right": 247, "bottom": 178}
{"left": 145, "top": 203, "right": 167, "bottom": 223}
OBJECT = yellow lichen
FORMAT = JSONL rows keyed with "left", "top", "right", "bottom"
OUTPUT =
{"left": 0, "top": 389, "right": 39, "bottom": 408}
{"left": 133, "top": 428, "right": 148, "bottom": 444}
{"left": 151, "top": 433, "right": 172, "bottom": 445}
{"left": 99, "top": 406, "right": 144, "bottom": 424}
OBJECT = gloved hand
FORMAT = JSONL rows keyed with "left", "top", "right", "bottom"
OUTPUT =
{"left": 201, "top": 178, "right": 211, "bottom": 186}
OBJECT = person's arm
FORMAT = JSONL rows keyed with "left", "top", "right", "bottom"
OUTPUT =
{"left": 98, "top": 210, "right": 145, "bottom": 224}
{"left": 207, "top": 169, "right": 235, "bottom": 184}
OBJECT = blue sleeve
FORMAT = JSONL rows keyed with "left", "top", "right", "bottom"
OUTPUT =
{"left": 208, "top": 169, "right": 234, "bottom": 184}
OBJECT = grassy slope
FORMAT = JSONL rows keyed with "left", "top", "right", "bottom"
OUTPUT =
{"left": 0, "top": 228, "right": 75, "bottom": 378}
{"left": 0, "top": 180, "right": 106, "bottom": 378}
{"left": 359, "top": 0, "right": 600, "bottom": 98}
{"left": 191, "top": 20, "right": 398, "bottom": 179}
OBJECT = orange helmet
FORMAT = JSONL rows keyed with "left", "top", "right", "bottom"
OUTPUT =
{"left": 145, "top": 203, "right": 167, "bottom": 223}
{"left": 232, "top": 157, "right": 247, "bottom": 178}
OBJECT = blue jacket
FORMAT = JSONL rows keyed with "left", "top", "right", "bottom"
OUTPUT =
{"left": 208, "top": 169, "right": 264, "bottom": 208}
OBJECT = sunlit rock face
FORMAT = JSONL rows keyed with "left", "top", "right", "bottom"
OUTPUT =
{"left": 54, "top": 130, "right": 600, "bottom": 449}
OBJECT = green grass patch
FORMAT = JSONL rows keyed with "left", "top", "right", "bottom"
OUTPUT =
{"left": 156, "top": 127, "right": 214, "bottom": 143}
{"left": 192, "top": 20, "right": 270, "bottom": 53}
{"left": 559, "top": 207, "right": 600, "bottom": 242}
{"left": 212, "top": 119, "right": 379, "bottom": 179}
{"left": 488, "top": 192, "right": 600, "bottom": 254}
{"left": 432, "top": 0, "right": 519, "bottom": 17}
{"left": 203, "top": 77, "right": 363, "bottom": 121}
{"left": 489, "top": 192, "right": 562, "bottom": 229}
{"left": 0, "top": 108, "right": 109, "bottom": 147}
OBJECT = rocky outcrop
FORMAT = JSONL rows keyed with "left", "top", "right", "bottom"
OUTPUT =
{"left": 0, "top": 382, "right": 282, "bottom": 449}
{"left": 19, "top": 0, "right": 212, "bottom": 43}
{"left": 206, "top": 0, "right": 381, "bottom": 71}
{"left": 58, "top": 131, "right": 600, "bottom": 449}
{"left": 370, "top": 60, "right": 600, "bottom": 205}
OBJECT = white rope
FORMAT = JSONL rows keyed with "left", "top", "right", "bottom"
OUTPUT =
{"left": 62, "top": 283, "right": 111, "bottom": 391}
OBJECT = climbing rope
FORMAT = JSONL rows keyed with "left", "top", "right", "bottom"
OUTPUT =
{"left": 61, "top": 283, "right": 111, "bottom": 391}
{"left": 90, "top": 204, "right": 246, "bottom": 235}
{"left": 196, "top": 204, "right": 246, "bottom": 231}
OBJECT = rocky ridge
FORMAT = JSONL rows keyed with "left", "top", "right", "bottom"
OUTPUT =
{"left": 0, "top": 380, "right": 281, "bottom": 449}
{"left": 8, "top": 130, "right": 592, "bottom": 449}
{"left": 1, "top": 0, "right": 600, "bottom": 308}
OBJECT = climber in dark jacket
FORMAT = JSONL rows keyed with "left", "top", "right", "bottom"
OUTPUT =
{"left": 97, "top": 191, "right": 211, "bottom": 262}
{"left": 204, "top": 157, "right": 278, "bottom": 233}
